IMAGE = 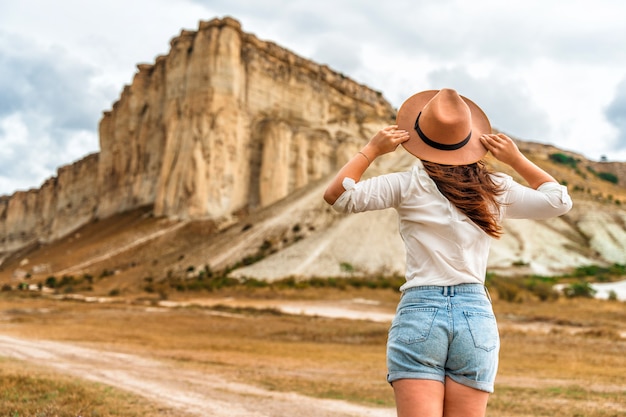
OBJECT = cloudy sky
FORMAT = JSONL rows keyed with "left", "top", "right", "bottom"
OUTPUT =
{"left": 1, "top": 0, "right": 626, "bottom": 196}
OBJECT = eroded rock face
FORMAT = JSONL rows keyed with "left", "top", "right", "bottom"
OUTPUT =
{"left": 0, "top": 17, "right": 395, "bottom": 254}
{"left": 0, "top": 154, "right": 99, "bottom": 253}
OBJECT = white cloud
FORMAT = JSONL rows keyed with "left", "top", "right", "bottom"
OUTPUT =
{"left": 0, "top": 113, "right": 54, "bottom": 191}
{"left": 606, "top": 77, "right": 626, "bottom": 150}
{"left": 0, "top": 111, "right": 99, "bottom": 192}
{"left": 0, "top": 113, "right": 28, "bottom": 161}
{"left": 0, "top": 31, "right": 104, "bottom": 193}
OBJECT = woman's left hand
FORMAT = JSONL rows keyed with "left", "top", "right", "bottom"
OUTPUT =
{"left": 363, "top": 125, "right": 410, "bottom": 159}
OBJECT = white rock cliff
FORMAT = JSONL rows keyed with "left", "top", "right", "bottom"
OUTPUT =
{"left": 1, "top": 17, "right": 394, "bottom": 256}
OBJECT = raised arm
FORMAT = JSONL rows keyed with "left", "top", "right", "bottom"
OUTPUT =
{"left": 480, "top": 133, "right": 557, "bottom": 189}
{"left": 323, "top": 125, "right": 409, "bottom": 204}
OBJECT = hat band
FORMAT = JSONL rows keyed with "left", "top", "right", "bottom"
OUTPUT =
{"left": 414, "top": 112, "right": 472, "bottom": 151}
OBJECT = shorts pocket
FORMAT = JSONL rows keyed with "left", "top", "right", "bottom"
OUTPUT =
{"left": 464, "top": 311, "right": 499, "bottom": 351}
{"left": 391, "top": 308, "right": 438, "bottom": 344}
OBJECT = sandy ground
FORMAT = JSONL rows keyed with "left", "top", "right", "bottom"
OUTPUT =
{"left": 2, "top": 288, "right": 624, "bottom": 415}
{"left": 0, "top": 333, "right": 395, "bottom": 417}
{"left": 552, "top": 279, "right": 626, "bottom": 301}
{"left": 590, "top": 280, "right": 626, "bottom": 301}
{"left": 159, "top": 297, "right": 397, "bottom": 322}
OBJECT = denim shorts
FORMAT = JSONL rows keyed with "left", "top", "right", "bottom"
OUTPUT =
{"left": 386, "top": 284, "right": 499, "bottom": 393}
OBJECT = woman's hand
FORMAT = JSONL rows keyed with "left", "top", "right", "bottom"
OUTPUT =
{"left": 479, "top": 133, "right": 523, "bottom": 166}
{"left": 480, "top": 133, "right": 557, "bottom": 189}
{"left": 362, "top": 125, "right": 410, "bottom": 160}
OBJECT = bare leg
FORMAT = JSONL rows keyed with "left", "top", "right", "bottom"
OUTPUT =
{"left": 392, "top": 379, "right": 445, "bottom": 417}
{"left": 443, "top": 377, "right": 490, "bottom": 417}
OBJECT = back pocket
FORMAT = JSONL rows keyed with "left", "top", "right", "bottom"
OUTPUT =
{"left": 464, "top": 311, "right": 499, "bottom": 351}
{"left": 391, "top": 308, "right": 438, "bottom": 344}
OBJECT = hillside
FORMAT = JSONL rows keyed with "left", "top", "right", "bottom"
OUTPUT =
{"left": 1, "top": 17, "right": 626, "bottom": 295}
{"left": 2, "top": 137, "right": 625, "bottom": 295}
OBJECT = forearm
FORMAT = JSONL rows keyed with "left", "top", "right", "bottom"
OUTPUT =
{"left": 323, "top": 126, "right": 409, "bottom": 204}
{"left": 508, "top": 154, "right": 557, "bottom": 190}
{"left": 323, "top": 148, "right": 374, "bottom": 205}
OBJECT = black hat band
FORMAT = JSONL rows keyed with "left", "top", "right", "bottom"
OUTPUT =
{"left": 414, "top": 112, "right": 472, "bottom": 151}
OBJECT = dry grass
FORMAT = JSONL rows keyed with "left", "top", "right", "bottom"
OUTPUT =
{"left": 0, "top": 357, "right": 180, "bottom": 416}
{"left": 0, "top": 289, "right": 625, "bottom": 416}
{"left": 488, "top": 384, "right": 625, "bottom": 417}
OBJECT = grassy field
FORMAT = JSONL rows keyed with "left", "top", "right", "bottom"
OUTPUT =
{"left": 0, "top": 285, "right": 624, "bottom": 417}
{"left": 0, "top": 357, "right": 181, "bottom": 417}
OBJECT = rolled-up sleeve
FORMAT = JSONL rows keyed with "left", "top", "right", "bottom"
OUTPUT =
{"left": 332, "top": 172, "right": 408, "bottom": 213}
{"left": 500, "top": 176, "right": 573, "bottom": 220}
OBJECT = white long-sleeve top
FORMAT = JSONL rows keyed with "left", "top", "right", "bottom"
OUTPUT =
{"left": 332, "top": 160, "right": 573, "bottom": 290}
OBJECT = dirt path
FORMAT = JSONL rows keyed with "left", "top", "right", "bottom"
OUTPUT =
{"left": 0, "top": 334, "right": 395, "bottom": 417}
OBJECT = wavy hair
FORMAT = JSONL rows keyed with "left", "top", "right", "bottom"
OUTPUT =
{"left": 421, "top": 160, "right": 504, "bottom": 238}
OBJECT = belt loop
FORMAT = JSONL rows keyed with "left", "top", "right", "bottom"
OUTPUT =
{"left": 443, "top": 286, "right": 456, "bottom": 297}
{"left": 484, "top": 285, "right": 492, "bottom": 303}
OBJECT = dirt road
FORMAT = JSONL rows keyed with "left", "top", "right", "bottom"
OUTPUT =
{"left": 0, "top": 334, "right": 395, "bottom": 417}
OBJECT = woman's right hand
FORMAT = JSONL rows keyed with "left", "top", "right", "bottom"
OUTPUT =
{"left": 479, "top": 133, "right": 523, "bottom": 166}
{"left": 480, "top": 133, "right": 557, "bottom": 189}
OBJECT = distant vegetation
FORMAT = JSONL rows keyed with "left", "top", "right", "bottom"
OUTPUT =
{"left": 569, "top": 263, "right": 626, "bottom": 279}
{"left": 587, "top": 166, "right": 619, "bottom": 184}
{"left": 485, "top": 274, "right": 559, "bottom": 302}
{"left": 562, "top": 281, "right": 597, "bottom": 298}
{"left": 549, "top": 152, "right": 579, "bottom": 169}
{"left": 486, "top": 263, "right": 626, "bottom": 302}
{"left": 598, "top": 171, "right": 619, "bottom": 184}
{"left": 4, "top": 262, "right": 624, "bottom": 304}
{"left": 549, "top": 152, "right": 619, "bottom": 185}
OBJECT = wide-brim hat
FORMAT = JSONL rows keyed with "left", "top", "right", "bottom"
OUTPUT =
{"left": 396, "top": 88, "right": 491, "bottom": 165}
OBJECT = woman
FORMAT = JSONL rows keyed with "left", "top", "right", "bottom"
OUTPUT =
{"left": 323, "top": 88, "right": 572, "bottom": 417}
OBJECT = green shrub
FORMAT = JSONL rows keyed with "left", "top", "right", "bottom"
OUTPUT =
{"left": 44, "top": 276, "right": 57, "bottom": 288}
{"left": 563, "top": 281, "right": 596, "bottom": 298}
{"left": 524, "top": 278, "right": 559, "bottom": 301}
{"left": 100, "top": 269, "right": 115, "bottom": 278}
{"left": 586, "top": 166, "right": 619, "bottom": 184}
{"left": 242, "top": 278, "right": 269, "bottom": 288}
{"left": 59, "top": 275, "right": 77, "bottom": 287}
{"left": 549, "top": 153, "right": 578, "bottom": 168}
{"left": 572, "top": 263, "right": 625, "bottom": 278}
{"left": 340, "top": 262, "right": 355, "bottom": 272}
{"left": 171, "top": 273, "right": 241, "bottom": 292}
{"left": 597, "top": 172, "right": 618, "bottom": 184}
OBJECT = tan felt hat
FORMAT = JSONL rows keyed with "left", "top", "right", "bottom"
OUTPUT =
{"left": 396, "top": 88, "right": 492, "bottom": 165}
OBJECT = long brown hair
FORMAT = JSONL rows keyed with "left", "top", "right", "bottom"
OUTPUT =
{"left": 421, "top": 160, "right": 504, "bottom": 238}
